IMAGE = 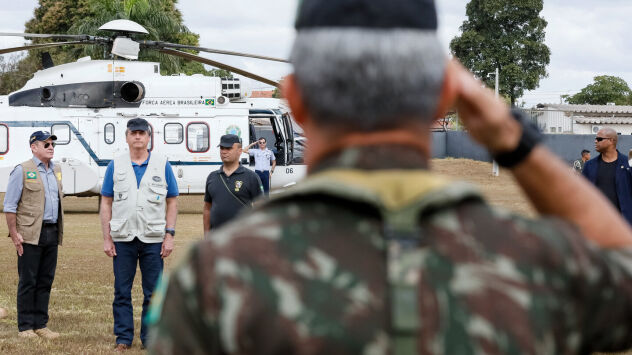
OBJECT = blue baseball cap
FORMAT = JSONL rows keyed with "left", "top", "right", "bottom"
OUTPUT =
{"left": 29, "top": 131, "right": 57, "bottom": 145}
{"left": 127, "top": 118, "right": 150, "bottom": 132}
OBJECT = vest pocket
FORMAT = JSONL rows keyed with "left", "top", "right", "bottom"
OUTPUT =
{"left": 113, "top": 186, "right": 129, "bottom": 202}
{"left": 109, "top": 219, "right": 127, "bottom": 238}
{"left": 16, "top": 213, "right": 36, "bottom": 226}
{"left": 115, "top": 171, "right": 127, "bottom": 182}
{"left": 146, "top": 220, "right": 166, "bottom": 237}
{"left": 24, "top": 181, "right": 42, "bottom": 191}
{"left": 147, "top": 185, "right": 167, "bottom": 203}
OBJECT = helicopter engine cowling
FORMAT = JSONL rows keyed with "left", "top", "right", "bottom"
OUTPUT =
{"left": 8, "top": 81, "right": 146, "bottom": 108}
{"left": 119, "top": 81, "right": 145, "bottom": 103}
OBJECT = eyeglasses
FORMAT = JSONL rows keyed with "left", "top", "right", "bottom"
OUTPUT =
{"left": 258, "top": 141, "right": 266, "bottom": 145}
{"left": 43, "top": 142, "right": 56, "bottom": 148}
{"left": 595, "top": 137, "right": 611, "bottom": 142}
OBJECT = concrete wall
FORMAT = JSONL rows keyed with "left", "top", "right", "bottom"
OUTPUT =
{"left": 432, "top": 132, "right": 632, "bottom": 164}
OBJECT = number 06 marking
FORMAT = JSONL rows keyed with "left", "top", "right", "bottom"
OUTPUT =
{"left": 286, "top": 168, "right": 294, "bottom": 174}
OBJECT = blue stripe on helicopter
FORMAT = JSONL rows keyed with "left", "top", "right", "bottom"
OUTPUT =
{"left": 2, "top": 121, "right": 223, "bottom": 166}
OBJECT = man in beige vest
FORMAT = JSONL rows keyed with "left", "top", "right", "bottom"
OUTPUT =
{"left": 99, "top": 118, "right": 178, "bottom": 351}
{"left": 3, "top": 131, "right": 63, "bottom": 339}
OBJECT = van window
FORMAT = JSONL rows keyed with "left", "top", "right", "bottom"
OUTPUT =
{"left": 148, "top": 124, "right": 154, "bottom": 151}
{"left": 164, "top": 123, "right": 183, "bottom": 144}
{"left": 104, "top": 123, "right": 115, "bottom": 144}
{"left": 0, "top": 124, "right": 7, "bottom": 154}
{"left": 187, "top": 123, "right": 209, "bottom": 152}
{"left": 52, "top": 124, "right": 71, "bottom": 144}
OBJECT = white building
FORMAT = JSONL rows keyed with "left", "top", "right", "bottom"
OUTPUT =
{"left": 531, "top": 104, "right": 632, "bottom": 135}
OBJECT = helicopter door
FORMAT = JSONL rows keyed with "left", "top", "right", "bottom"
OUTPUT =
{"left": 248, "top": 113, "right": 288, "bottom": 166}
{"left": 281, "top": 113, "right": 294, "bottom": 164}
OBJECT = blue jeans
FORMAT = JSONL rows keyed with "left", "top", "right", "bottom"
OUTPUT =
{"left": 255, "top": 170, "right": 270, "bottom": 195}
{"left": 113, "top": 239, "right": 163, "bottom": 346}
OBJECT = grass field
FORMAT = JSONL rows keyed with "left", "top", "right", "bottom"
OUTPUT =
{"left": 0, "top": 159, "right": 628, "bottom": 354}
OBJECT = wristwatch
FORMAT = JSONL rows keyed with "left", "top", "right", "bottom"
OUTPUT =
{"left": 165, "top": 228, "right": 176, "bottom": 237}
{"left": 493, "top": 109, "right": 543, "bottom": 168}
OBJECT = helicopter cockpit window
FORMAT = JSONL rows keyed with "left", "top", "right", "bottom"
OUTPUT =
{"left": 51, "top": 124, "right": 70, "bottom": 145}
{"left": 0, "top": 124, "right": 7, "bottom": 155}
{"left": 104, "top": 123, "right": 115, "bottom": 144}
{"left": 187, "top": 122, "right": 209, "bottom": 153}
{"left": 164, "top": 123, "right": 183, "bottom": 144}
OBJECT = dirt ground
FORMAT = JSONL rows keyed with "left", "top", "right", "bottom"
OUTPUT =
{"left": 0, "top": 159, "right": 628, "bottom": 354}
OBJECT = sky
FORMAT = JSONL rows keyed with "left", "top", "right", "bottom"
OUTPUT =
{"left": 1, "top": 0, "right": 631, "bottom": 107}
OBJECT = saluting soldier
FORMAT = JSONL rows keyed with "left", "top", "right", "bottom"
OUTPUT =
{"left": 148, "top": 0, "right": 632, "bottom": 353}
{"left": 3, "top": 131, "right": 63, "bottom": 339}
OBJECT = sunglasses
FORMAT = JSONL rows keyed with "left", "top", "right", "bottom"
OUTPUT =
{"left": 258, "top": 141, "right": 266, "bottom": 145}
{"left": 595, "top": 137, "right": 611, "bottom": 142}
{"left": 43, "top": 142, "right": 56, "bottom": 148}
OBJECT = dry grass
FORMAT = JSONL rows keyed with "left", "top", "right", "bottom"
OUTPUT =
{"left": 0, "top": 195, "right": 206, "bottom": 354}
{"left": 0, "top": 159, "right": 628, "bottom": 354}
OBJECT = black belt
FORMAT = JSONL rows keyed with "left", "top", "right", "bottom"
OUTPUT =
{"left": 43, "top": 222, "right": 57, "bottom": 226}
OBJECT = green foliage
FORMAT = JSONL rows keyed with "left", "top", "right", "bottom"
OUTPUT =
{"left": 272, "top": 88, "right": 282, "bottom": 98}
{"left": 0, "top": 55, "right": 41, "bottom": 94}
{"left": 564, "top": 75, "right": 632, "bottom": 105}
{"left": 450, "top": 0, "right": 551, "bottom": 106}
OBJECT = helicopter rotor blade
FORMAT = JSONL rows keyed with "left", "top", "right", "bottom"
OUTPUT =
{"left": 0, "top": 41, "right": 99, "bottom": 55}
{"left": 0, "top": 32, "right": 106, "bottom": 41}
{"left": 158, "top": 48, "right": 281, "bottom": 88}
{"left": 142, "top": 41, "right": 288, "bottom": 63}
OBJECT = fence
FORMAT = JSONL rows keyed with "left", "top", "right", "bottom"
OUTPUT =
{"left": 432, "top": 131, "right": 632, "bottom": 164}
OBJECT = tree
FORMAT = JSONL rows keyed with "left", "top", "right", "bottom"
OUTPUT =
{"left": 563, "top": 75, "right": 632, "bottom": 105}
{"left": 450, "top": 0, "right": 551, "bottom": 106}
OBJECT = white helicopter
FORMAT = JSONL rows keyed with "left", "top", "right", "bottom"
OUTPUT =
{"left": 0, "top": 19, "right": 307, "bottom": 196}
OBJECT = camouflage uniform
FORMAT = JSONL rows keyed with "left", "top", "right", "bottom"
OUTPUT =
{"left": 148, "top": 146, "right": 632, "bottom": 355}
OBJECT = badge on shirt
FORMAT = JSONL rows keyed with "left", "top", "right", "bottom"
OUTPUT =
{"left": 56, "top": 172, "right": 62, "bottom": 181}
{"left": 26, "top": 171, "right": 37, "bottom": 179}
{"left": 152, "top": 176, "right": 162, "bottom": 182}
{"left": 235, "top": 181, "right": 243, "bottom": 192}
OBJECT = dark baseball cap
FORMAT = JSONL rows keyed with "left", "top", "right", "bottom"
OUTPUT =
{"left": 127, "top": 118, "right": 150, "bottom": 132}
{"left": 29, "top": 131, "right": 57, "bottom": 145}
{"left": 218, "top": 134, "right": 241, "bottom": 148}
{"left": 295, "top": 0, "right": 437, "bottom": 30}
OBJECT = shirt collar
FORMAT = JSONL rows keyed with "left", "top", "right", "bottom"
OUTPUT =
{"left": 310, "top": 145, "right": 429, "bottom": 175}
{"left": 220, "top": 164, "right": 245, "bottom": 175}
{"left": 32, "top": 156, "right": 54, "bottom": 170}
{"left": 131, "top": 151, "right": 151, "bottom": 167}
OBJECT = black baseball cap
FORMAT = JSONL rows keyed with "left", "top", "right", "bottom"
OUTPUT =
{"left": 29, "top": 131, "right": 57, "bottom": 145}
{"left": 127, "top": 118, "right": 150, "bottom": 132}
{"left": 295, "top": 0, "right": 438, "bottom": 30}
{"left": 218, "top": 134, "right": 241, "bottom": 148}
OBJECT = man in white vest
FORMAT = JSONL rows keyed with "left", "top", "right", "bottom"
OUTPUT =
{"left": 99, "top": 118, "right": 178, "bottom": 352}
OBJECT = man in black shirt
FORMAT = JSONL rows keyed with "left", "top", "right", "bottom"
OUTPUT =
{"left": 583, "top": 128, "right": 632, "bottom": 224}
{"left": 203, "top": 135, "right": 263, "bottom": 235}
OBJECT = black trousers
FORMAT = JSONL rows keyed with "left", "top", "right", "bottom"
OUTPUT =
{"left": 17, "top": 223, "right": 58, "bottom": 331}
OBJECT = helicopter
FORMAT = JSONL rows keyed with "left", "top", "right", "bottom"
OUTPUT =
{"left": 0, "top": 19, "right": 307, "bottom": 196}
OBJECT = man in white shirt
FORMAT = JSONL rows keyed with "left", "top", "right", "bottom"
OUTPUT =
{"left": 243, "top": 137, "right": 276, "bottom": 194}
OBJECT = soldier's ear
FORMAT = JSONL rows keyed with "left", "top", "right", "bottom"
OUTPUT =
{"left": 283, "top": 74, "right": 309, "bottom": 127}
{"left": 433, "top": 59, "right": 459, "bottom": 120}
